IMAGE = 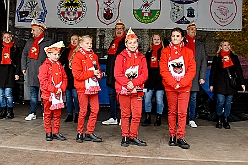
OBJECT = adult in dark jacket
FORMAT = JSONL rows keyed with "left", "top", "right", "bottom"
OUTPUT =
{"left": 210, "top": 40, "right": 245, "bottom": 129}
{"left": 59, "top": 34, "right": 80, "bottom": 123}
{"left": 185, "top": 23, "right": 207, "bottom": 128}
{"left": 21, "top": 19, "right": 53, "bottom": 121}
{"left": 142, "top": 33, "right": 165, "bottom": 126}
{"left": 102, "top": 20, "right": 126, "bottom": 125}
{"left": 0, "top": 32, "right": 21, "bottom": 119}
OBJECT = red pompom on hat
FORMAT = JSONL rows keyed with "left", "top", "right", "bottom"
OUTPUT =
{"left": 125, "top": 27, "right": 138, "bottom": 42}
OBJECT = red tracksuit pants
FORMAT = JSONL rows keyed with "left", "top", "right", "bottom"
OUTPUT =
{"left": 166, "top": 91, "right": 190, "bottom": 139}
{"left": 43, "top": 99, "right": 62, "bottom": 134}
{"left": 77, "top": 93, "right": 99, "bottom": 134}
{"left": 119, "top": 95, "right": 142, "bottom": 138}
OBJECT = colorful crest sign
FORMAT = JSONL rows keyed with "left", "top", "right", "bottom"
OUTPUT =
{"left": 16, "top": 0, "right": 47, "bottom": 23}
{"left": 96, "top": 0, "right": 121, "bottom": 26}
{"left": 133, "top": 0, "right": 161, "bottom": 24}
{"left": 210, "top": 0, "right": 237, "bottom": 27}
{"left": 57, "top": 0, "right": 87, "bottom": 25}
{"left": 170, "top": 0, "right": 198, "bottom": 24}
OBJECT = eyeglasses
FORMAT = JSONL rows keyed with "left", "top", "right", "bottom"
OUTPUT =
{"left": 115, "top": 28, "right": 124, "bottom": 30}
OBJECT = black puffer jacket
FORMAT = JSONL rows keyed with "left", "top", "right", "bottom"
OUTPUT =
{"left": 0, "top": 44, "right": 21, "bottom": 88}
{"left": 210, "top": 52, "right": 245, "bottom": 95}
{"left": 144, "top": 47, "right": 164, "bottom": 90}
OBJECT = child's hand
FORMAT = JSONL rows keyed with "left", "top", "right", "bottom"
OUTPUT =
{"left": 127, "top": 81, "right": 134, "bottom": 90}
{"left": 56, "top": 88, "right": 62, "bottom": 94}
{"left": 94, "top": 70, "right": 101, "bottom": 78}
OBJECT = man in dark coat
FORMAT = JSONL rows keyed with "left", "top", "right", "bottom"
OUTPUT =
{"left": 185, "top": 23, "right": 207, "bottom": 128}
{"left": 21, "top": 19, "right": 53, "bottom": 121}
{"left": 102, "top": 20, "right": 126, "bottom": 125}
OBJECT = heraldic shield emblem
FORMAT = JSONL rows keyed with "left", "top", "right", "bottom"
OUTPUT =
{"left": 133, "top": 0, "right": 161, "bottom": 24}
{"left": 210, "top": 0, "right": 237, "bottom": 27}
{"left": 57, "top": 0, "right": 87, "bottom": 25}
{"left": 96, "top": 0, "right": 121, "bottom": 26}
{"left": 170, "top": 0, "right": 198, "bottom": 24}
{"left": 16, "top": 0, "right": 47, "bottom": 22}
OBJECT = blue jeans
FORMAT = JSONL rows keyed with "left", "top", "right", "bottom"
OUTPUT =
{"left": 216, "top": 94, "right": 233, "bottom": 117}
{"left": 144, "top": 89, "right": 164, "bottom": 114}
{"left": 30, "top": 86, "right": 41, "bottom": 115}
{"left": 188, "top": 91, "right": 197, "bottom": 121}
{"left": 108, "top": 85, "right": 117, "bottom": 119}
{"left": 0, "top": 88, "right": 13, "bottom": 108}
{"left": 66, "top": 89, "right": 80, "bottom": 115}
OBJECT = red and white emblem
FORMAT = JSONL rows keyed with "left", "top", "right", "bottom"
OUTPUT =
{"left": 210, "top": 0, "right": 237, "bottom": 27}
{"left": 96, "top": 0, "right": 121, "bottom": 26}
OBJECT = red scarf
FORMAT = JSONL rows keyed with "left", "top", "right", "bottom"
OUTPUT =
{"left": 150, "top": 44, "right": 162, "bottom": 68}
{"left": 108, "top": 32, "right": 126, "bottom": 55}
{"left": 169, "top": 42, "right": 184, "bottom": 60}
{"left": 79, "top": 48, "right": 96, "bottom": 69}
{"left": 185, "top": 34, "right": 195, "bottom": 56}
{"left": 125, "top": 48, "right": 139, "bottom": 69}
{"left": 68, "top": 44, "right": 77, "bottom": 60}
{"left": 51, "top": 61, "right": 62, "bottom": 86}
{"left": 28, "top": 32, "right": 44, "bottom": 60}
{"left": 220, "top": 50, "right": 234, "bottom": 68}
{"left": 1, "top": 42, "right": 13, "bottom": 64}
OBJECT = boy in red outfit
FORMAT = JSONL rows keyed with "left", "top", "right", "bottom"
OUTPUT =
{"left": 114, "top": 27, "right": 148, "bottom": 147}
{"left": 71, "top": 35, "right": 102, "bottom": 143}
{"left": 38, "top": 41, "right": 68, "bottom": 141}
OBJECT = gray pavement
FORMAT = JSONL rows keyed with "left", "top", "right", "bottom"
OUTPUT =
{"left": 0, "top": 104, "right": 248, "bottom": 165}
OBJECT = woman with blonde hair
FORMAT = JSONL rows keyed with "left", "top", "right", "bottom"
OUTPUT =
{"left": 210, "top": 40, "right": 245, "bottom": 129}
{"left": 142, "top": 33, "right": 165, "bottom": 126}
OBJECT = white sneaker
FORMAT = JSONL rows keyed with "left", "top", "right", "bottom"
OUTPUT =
{"left": 25, "top": 113, "right": 37, "bottom": 121}
{"left": 119, "top": 119, "right": 121, "bottom": 126}
{"left": 102, "top": 118, "right": 118, "bottom": 125}
{"left": 189, "top": 120, "right": 197, "bottom": 128}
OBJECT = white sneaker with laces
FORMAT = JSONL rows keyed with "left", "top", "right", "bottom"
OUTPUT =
{"left": 102, "top": 118, "right": 118, "bottom": 125}
{"left": 189, "top": 120, "right": 197, "bottom": 128}
{"left": 25, "top": 113, "right": 37, "bottom": 121}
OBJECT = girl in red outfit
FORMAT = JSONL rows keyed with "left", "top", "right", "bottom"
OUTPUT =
{"left": 71, "top": 35, "right": 102, "bottom": 143}
{"left": 114, "top": 27, "right": 148, "bottom": 147}
{"left": 160, "top": 28, "right": 196, "bottom": 149}
{"left": 38, "top": 41, "right": 68, "bottom": 141}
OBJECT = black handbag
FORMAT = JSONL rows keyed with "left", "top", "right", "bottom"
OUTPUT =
{"left": 226, "top": 68, "right": 241, "bottom": 90}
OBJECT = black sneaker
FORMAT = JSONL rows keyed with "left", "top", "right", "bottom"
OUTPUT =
{"left": 121, "top": 136, "right": 129, "bottom": 147}
{"left": 168, "top": 136, "right": 177, "bottom": 146}
{"left": 177, "top": 138, "right": 190, "bottom": 149}
{"left": 129, "top": 137, "right": 147, "bottom": 146}
{"left": 46, "top": 132, "right": 53, "bottom": 141}
{"left": 53, "top": 133, "right": 67, "bottom": 141}
{"left": 84, "top": 133, "right": 102, "bottom": 142}
{"left": 76, "top": 133, "right": 84, "bottom": 143}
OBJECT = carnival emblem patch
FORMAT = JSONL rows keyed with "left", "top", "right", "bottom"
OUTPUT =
{"left": 16, "top": 0, "right": 47, "bottom": 22}
{"left": 96, "top": 0, "right": 121, "bottom": 26}
{"left": 57, "top": 0, "right": 87, "bottom": 25}
{"left": 170, "top": 0, "right": 198, "bottom": 24}
{"left": 133, "top": 0, "right": 161, "bottom": 24}
{"left": 210, "top": 0, "right": 237, "bottom": 27}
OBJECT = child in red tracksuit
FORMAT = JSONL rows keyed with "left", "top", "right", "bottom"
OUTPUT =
{"left": 38, "top": 41, "right": 68, "bottom": 141}
{"left": 160, "top": 28, "right": 196, "bottom": 149}
{"left": 71, "top": 35, "right": 102, "bottom": 143}
{"left": 114, "top": 27, "right": 148, "bottom": 147}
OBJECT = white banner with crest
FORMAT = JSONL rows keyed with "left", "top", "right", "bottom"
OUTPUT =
{"left": 15, "top": 0, "right": 242, "bottom": 31}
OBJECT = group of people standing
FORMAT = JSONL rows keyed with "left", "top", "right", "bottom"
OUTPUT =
{"left": 0, "top": 19, "right": 245, "bottom": 149}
